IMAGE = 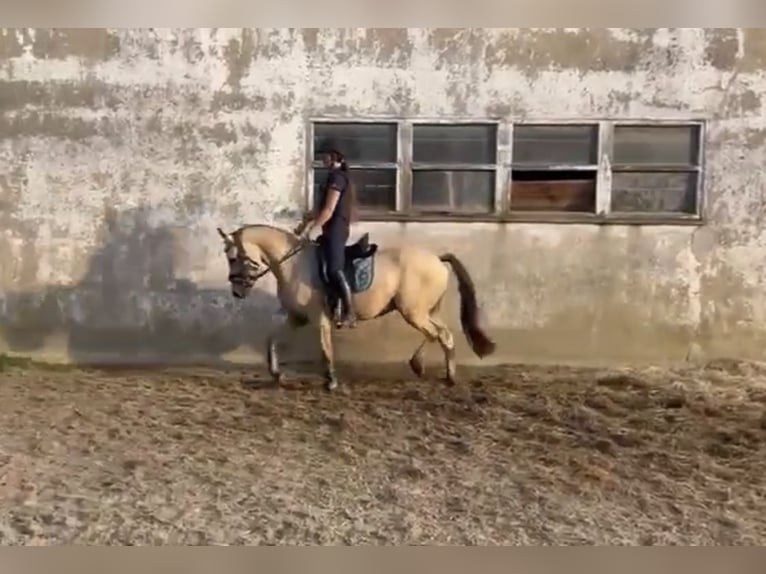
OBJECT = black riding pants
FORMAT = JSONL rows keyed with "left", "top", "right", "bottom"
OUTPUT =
{"left": 319, "top": 221, "right": 349, "bottom": 276}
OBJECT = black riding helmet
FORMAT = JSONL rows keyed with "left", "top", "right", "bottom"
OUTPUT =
{"left": 315, "top": 138, "right": 346, "bottom": 164}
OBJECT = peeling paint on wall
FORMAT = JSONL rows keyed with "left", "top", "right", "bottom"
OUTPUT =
{"left": 1, "top": 28, "right": 766, "bottom": 366}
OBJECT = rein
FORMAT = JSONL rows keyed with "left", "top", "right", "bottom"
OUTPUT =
{"left": 245, "top": 240, "right": 311, "bottom": 283}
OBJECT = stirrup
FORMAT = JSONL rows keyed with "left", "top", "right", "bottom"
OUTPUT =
{"left": 332, "top": 302, "right": 343, "bottom": 325}
{"left": 334, "top": 304, "right": 356, "bottom": 329}
{"left": 336, "top": 315, "right": 357, "bottom": 329}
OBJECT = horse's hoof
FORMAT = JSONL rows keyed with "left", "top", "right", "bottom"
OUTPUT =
{"left": 324, "top": 378, "right": 338, "bottom": 392}
{"left": 409, "top": 356, "right": 426, "bottom": 378}
{"left": 272, "top": 373, "right": 284, "bottom": 386}
{"left": 240, "top": 375, "right": 259, "bottom": 387}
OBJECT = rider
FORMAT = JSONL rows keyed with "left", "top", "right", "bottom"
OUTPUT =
{"left": 297, "top": 143, "right": 358, "bottom": 329}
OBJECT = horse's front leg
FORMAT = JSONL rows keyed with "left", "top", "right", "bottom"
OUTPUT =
{"left": 318, "top": 312, "right": 338, "bottom": 391}
{"left": 267, "top": 312, "right": 305, "bottom": 385}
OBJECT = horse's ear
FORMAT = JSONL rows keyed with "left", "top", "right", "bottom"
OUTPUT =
{"left": 217, "top": 227, "right": 230, "bottom": 242}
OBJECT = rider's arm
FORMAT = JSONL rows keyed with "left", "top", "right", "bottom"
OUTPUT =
{"left": 313, "top": 188, "right": 341, "bottom": 228}
{"left": 299, "top": 172, "right": 345, "bottom": 236}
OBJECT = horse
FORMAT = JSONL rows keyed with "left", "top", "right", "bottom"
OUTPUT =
{"left": 216, "top": 223, "right": 496, "bottom": 391}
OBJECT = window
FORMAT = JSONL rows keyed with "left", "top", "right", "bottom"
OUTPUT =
{"left": 411, "top": 124, "right": 497, "bottom": 214}
{"left": 311, "top": 122, "right": 399, "bottom": 213}
{"left": 307, "top": 119, "right": 704, "bottom": 223}
{"left": 610, "top": 125, "right": 701, "bottom": 215}
{"left": 510, "top": 124, "right": 598, "bottom": 213}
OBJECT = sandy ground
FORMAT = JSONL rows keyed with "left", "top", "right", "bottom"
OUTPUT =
{"left": 0, "top": 355, "right": 764, "bottom": 545}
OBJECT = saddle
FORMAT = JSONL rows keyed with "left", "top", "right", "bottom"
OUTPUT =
{"left": 316, "top": 232, "right": 379, "bottom": 294}
{"left": 343, "top": 232, "right": 378, "bottom": 260}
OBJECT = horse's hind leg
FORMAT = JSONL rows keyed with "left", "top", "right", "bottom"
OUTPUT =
{"left": 401, "top": 311, "right": 457, "bottom": 386}
{"left": 409, "top": 339, "right": 428, "bottom": 378}
{"left": 429, "top": 315, "right": 457, "bottom": 384}
{"left": 406, "top": 296, "right": 447, "bottom": 381}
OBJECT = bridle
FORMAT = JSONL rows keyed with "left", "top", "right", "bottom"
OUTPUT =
{"left": 228, "top": 234, "right": 310, "bottom": 291}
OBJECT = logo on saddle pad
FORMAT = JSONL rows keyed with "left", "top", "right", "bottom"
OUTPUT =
{"left": 317, "top": 233, "right": 378, "bottom": 294}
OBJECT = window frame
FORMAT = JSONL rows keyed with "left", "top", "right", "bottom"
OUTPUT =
{"left": 507, "top": 121, "right": 601, "bottom": 215}
{"left": 307, "top": 118, "right": 402, "bottom": 215}
{"left": 408, "top": 120, "right": 501, "bottom": 215}
{"left": 607, "top": 120, "right": 705, "bottom": 219}
{"left": 306, "top": 117, "right": 707, "bottom": 225}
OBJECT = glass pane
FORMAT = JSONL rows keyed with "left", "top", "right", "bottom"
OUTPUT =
{"left": 513, "top": 124, "right": 598, "bottom": 165}
{"left": 412, "top": 170, "right": 495, "bottom": 213}
{"left": 611, "top": 171, "right": 697, "bottom": 213}
{"left": 313, "top": 123, "right": 397, "bottom": 163}
{"left": 510, "top": 170, "right": 596, "bottom": 212}
{"left": 613, "top": 125, "right": 699, "bottom": 166}
{"left": 313, "top": 168, "right": 396, "bottom": 212}
{"left": 412, "top": 124, "right": 497, "bottom": 164}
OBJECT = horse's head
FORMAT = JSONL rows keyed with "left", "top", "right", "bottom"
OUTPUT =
{"left": 217, "top": 227, "right": 267, "bottom": 299}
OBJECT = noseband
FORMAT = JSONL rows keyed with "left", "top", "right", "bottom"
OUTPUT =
{"left": 228, "top": 235, "right": 309, "bottom": 290}
{"left": 228, "top": 251, "right": 261, "bottom": 290}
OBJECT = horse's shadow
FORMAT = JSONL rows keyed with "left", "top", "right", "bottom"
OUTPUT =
{"left": 1, "top": 205, "right": 292, "bottom": 366}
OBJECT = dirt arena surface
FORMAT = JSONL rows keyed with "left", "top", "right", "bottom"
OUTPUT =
{"left": 0, "top": 355, "right": 765, "bottom": 545}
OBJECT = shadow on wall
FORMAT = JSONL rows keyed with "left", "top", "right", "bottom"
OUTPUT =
{"left": 0, "top": 206, "right": 302, "bottom": 366}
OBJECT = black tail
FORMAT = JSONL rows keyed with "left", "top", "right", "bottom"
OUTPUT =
{"left": 439, "top": 254, "right": 496, "bottom": 358}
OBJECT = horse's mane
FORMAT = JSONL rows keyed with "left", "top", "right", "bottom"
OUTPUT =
{"left": 234, "top": 223, "right": 301, "bottom": 247}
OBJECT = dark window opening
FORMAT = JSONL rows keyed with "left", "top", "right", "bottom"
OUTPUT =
{"left": 510, "top": 169, "right": 596, "bottom": 212}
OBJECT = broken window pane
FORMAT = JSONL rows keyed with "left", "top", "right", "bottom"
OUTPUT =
{"left": 510, "top": 170, "right": 597, "bottom": 212}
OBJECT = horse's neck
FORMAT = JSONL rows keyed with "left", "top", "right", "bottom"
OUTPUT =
{"left": 243, "top": 225, "right": 300, "bottom": 279}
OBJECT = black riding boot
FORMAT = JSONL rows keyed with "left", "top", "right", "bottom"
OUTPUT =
{"left": 330, "top": 270, "right": 357, "bottom": 328}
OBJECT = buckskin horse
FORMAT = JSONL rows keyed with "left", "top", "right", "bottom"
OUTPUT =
{"left": 217, "top": 223, "right": 496, "bottom": 391}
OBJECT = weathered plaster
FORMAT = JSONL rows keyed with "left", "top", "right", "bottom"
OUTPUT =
{"left": 1, "top": 28, "right": 766, "bottom": 367}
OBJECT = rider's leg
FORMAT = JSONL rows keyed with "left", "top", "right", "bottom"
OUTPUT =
{"left": 325, "top": 224, "right": 356, "bottom": 328}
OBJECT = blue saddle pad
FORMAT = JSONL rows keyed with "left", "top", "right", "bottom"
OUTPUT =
{"left": 317, "top": 233, "right": 378, "bottom": 294}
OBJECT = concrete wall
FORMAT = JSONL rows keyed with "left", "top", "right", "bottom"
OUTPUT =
{"left": 1, "top": 28, "right": 765, "bottom": 368}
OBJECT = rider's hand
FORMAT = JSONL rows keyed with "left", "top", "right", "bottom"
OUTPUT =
{"left": 293, "top": 211, "right": 312, "bottom": 232}
{"left": 297, "top": 222, "right": 314, "bottom": 243}
{"left": 293, "top": 219, "right": 309, "bottom": 236}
